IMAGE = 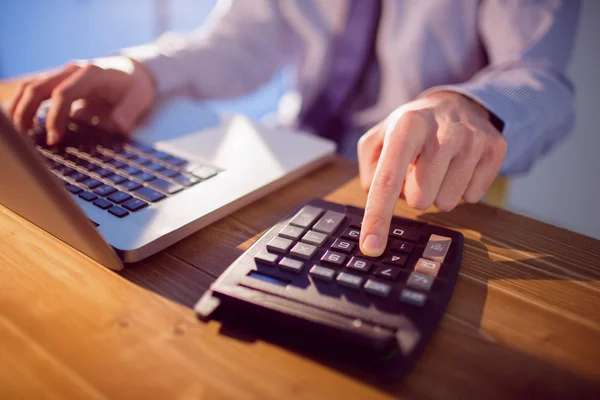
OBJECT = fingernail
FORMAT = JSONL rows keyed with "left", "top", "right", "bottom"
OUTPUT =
{"left": 47, "top": 132, "right": 56, "bottom": 146}
{"left": 362, "top": 234, "right": 382, "bottom": 256}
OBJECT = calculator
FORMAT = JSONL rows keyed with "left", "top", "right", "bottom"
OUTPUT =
{"left": 195, "top": 199, "right": 463, "bottom": 366}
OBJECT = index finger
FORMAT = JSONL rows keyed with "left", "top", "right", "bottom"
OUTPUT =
{"left": 359, "top": 113, "right": 425, "bottom": 257}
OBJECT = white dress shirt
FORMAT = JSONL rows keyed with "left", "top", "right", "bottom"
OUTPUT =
{"left": 123, "top": 0, "right": 580, "bottom": 175}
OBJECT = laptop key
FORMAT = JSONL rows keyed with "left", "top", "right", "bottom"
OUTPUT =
{"left": 145, "top": 162, "right": 165, "bottom": 172}
{"left": 107, "top": 158, "right": 127, "bottom": 169}
{"left": 56, "top": 165, "right": 75, "bottom": 176}
{"left": 66, "top": 184, "right": 82, "bottom": 194}
{"left": 134, "top": 186, "right": 166, "bottom": 202}
{"left": 93, "top": 168, "right": 114, "bottom": 178}
{"left": 148, "top": 178, "right": 183, "bottom": 194}
{"left": 160, "top": 168, "right": 179, "bottom": 178}
{"left": 81, "top": 161, "right": 99, "bottom": 172}
{"left": 130, "top": 156, "right": 151, "bottom": 166}
{"left": 78, "top": 191, "right": 98, "bottom": 202}
{"left": 70, "top": 171, "right": 88, "bottom": 182}
{"left": 120, "top": 180, "right": 142, "bottom": 191}
{"left": 108, "top": 206, "right": 129, "bottom": 218}
{"left": 122, "top": 197, "right": 149, "bottom": 212}
{"left": 190, "top": 165, "right": 218, "bottom": 180}
{"left": 136, "top": 172, "right": 156, "bottom": 182}
{"left": 107, "top": 174, "right": 127, "bottom": 185}
{"left": 164, "top": 156, "right": 187, "bottom": 167}
{"left": 93, "top": 184, "right": 117, "bottom": 197}
{"left": 121, "top": 165, "right": 142, "bottom": 176}
{"left": 172, "top": 174, "right": 200, "bottom": 187}
{"left": 81, "top": 178, "right": 102, "bottom": 189}
{"left": 92, "top": 198, "right": 112, "bottom": 210}
{"left": 107, "top": 191, "right": 132, "bottom": 204}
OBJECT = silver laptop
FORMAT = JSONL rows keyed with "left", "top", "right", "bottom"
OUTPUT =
{"left": 0, "top": 98, "right": 336, "bottom": 270}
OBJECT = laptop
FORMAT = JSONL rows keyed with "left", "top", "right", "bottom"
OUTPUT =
{"left": 0, "top": 98, "right": 336, "bottom": 270}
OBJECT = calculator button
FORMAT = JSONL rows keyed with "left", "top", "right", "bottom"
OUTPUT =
{"left": 279, "top": 225, "right": 304, "bottom": 240}
{"left": 313, "top": 210, "right": 345, "bottom": 235}
{"left": 78, "top": 191, "right": 97, "bottom": 202}
{"left": 289, "top": 205, "right": 324, "bottom": 229}
{"left": 66, "top": 184, "right": 82, "bottom": 194}
{"left": 346, "top": 256, "right": 373, "bottom": 273}
{"left": 279, "top": 257, "right": 304, "bottom": 273}
{"left": 388, "top": 240, "right": 414, "bottom": 254}
{"left": 364, "top": 280, "right": 392, "bottom": 298}
{"left": 382, "top": 254, "right": 407, "bottom": 267}
{"left": 389, "top": 227, "right": 420, "bottom": 242}
{"left": 321, "top": 250, "right": 347, "bottom": 266}
{"left": 399, "top": 289, "right": 427, "bottom": 307}
{"left": 309, "top": 265, "right": 336, "bottom": 282}
{"left": 423, "top": 234, "right": 452, "bottom": 263}
{"left": 108, "top": 206, "right": 129, "bottom": 218}
{"left": 289, "top": 242, "right": 318, "bottom": 260}
{"left": 373, "top": 265, "right": 402, "bottom": 281}
{"left": 341, "top": 228, "right": 360, "bottom": 241}
{"left": 266, "top": 237, "right": 293, "bottom": 254}
{"left": 254, "top": 251, "right": 279, "bottom": 265}
{"left": 135, "top": 186, "right": 166, "bottom": 202}
{"left": 330, "top": 238, "right": 355, "bottom": 253}
{"left": 107, "top": 191, "right": 132, "bottom": 204}
{"left": 336, "top": 272, "right": 363, "bottom": 289}
{"left": 93, "top": 184, "right": 117, "bottom": 197}
{"left": 414, "top": 258, "right": 442, "bottom": 277}
{"left": 406, "top": 272, "right": 435, "bottom": 291}
{"left": 190, "top": 165, "right": 219, "bottom": 180}
{"left": 92, "top": 198, "right": 112, "bottom": 210}
{"left": 301, "top": 230, "right": 328, "bottom": 247}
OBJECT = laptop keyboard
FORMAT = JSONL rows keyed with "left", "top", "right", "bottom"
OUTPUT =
{"left": 35, "top": 126, "right": 219, "bottom": 219}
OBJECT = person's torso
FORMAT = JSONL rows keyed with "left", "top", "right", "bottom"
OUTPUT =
{"left": 277, "top": 0, "right": 488, "bottom": 129}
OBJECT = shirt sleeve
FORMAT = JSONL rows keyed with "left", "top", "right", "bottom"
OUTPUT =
{"left": 121, "top": 0, "right": 298, "bottom": 100}
{"left": 421, "top": 0, "right": 580, "bottom": 176}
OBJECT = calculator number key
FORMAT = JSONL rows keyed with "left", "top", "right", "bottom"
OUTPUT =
{"left": 346, "top": 256, "right": 373, "bottom": 273}
{"left": 389, "top": 227, "right": 420, "bottom": 242}
{"left": 389, "top": 240, "right": 414, "bottom": 254}
{"left": 341, "top": 228, "right": 360, "bottom": 241}
{"left": 330, "top": 238, "right": 355, "bottom": 253}
{"left": 320, "top": 251, "right": 347, "bottom": 266}
{"left": 382, "top": 253, "right": 407, "bottom": 267}
{"left": 279, "top": 257, "right": 304, "bottom": 273}
{"left": 373, "top": 265, "right": 402, "bottom": 281}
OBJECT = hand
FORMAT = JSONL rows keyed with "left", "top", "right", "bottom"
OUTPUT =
{"left": 7, "top": 56, "right": 155, "bottom": 145}
{"left": 357, "top": 91, "right": 507, "bottom": 257}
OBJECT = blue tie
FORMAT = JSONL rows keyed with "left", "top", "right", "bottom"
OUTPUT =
{"left": 298, "top": 0, "right": 383, "bottom": 142}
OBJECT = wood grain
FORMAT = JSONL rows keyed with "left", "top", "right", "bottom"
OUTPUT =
{"left": 1, "top": 81, "right": 600, "bottom": 399}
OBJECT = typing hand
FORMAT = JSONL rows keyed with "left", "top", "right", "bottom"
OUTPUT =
{"left": 7, "top": 56, "right": 155, "bottom": 145}
{"left": 357, "top": 91, "right": 507, "bottom": 257}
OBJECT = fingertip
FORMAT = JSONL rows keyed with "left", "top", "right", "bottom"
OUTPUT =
{"left": 360, "top": 234, "right": 384, "bottom": 257}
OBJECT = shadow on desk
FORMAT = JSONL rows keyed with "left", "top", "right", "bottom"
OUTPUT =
{"left": 117, "top": 192, "right": 600, "bottom": 399}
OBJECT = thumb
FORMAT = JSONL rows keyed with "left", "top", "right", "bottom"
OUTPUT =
{"left": 110, "top": 79, "right": 153, "bottom": 133}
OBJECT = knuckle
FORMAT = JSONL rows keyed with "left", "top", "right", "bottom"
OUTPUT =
{"left": 406, "top": 193, "right": 432, "bottom": 210}
{"left": 362, "top": 213, "right": 386, "bottom": 232}
{"left": 434, "top": 196, "right": 458, "bottom": 212}
{"left": 372, "top": 168, "right": 398, "bottom": 195}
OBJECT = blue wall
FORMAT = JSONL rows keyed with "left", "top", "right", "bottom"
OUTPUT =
{"left": 0, "top": 0, "right": 283, "bottom": 117}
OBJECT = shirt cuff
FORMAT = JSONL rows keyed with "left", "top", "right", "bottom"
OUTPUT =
{"left": 120, "top": 37, "right": 190, "bottom": 97}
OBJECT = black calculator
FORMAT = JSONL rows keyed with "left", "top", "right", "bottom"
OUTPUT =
{"left": 196, "top": 199, "right": 463, "bottom": 368}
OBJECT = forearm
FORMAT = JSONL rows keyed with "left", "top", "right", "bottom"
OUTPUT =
{"left": 122, "top": 0, "right": 297, "bottom": 100}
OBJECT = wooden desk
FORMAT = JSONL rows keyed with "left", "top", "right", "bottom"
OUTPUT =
{"left": 1, "top": 82, "right": 599, "bottom": 400}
